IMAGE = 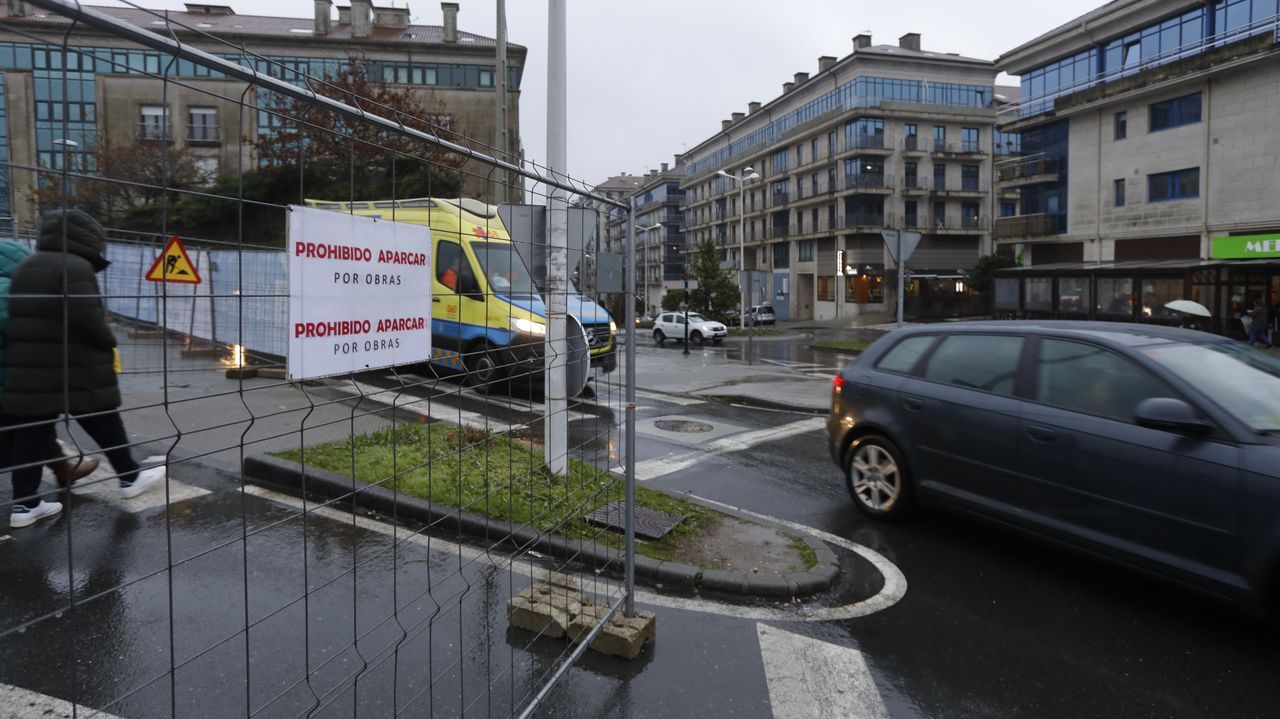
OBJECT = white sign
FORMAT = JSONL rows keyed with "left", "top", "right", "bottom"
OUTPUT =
{"left": 287, "top": 205, "right": 433, "bottom": 380}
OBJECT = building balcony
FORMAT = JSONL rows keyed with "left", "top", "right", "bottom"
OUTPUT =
{"left": 844, "top": 213, "right": 887, "bottom": 231}
{"left": 903, "top": 136, "right": 926, "bottom": 154}
{"left": 931, "top": 179, "right": 987, "bottom": 197}
{"left": 932, "top": 141, "right": 986, "bottom": 158}
{"left": 993, "top": 213, "right": 1057, "bottom": 239}
{"left": 186, "top": 126, "right": 221, "bottom": 145}
{"left": 138, "top": 123, "right": 173, "bottom": 142}
{"left": 901, "top": 177, "right": 929, "bottom": 195}
{"left": 933, "top": 216, "right": 990, "bottom": 233}
{"left": 771, "top": 192, "right": 790, "bottom": 207}
{"left": 901, "top": 214, "right": 929, "bottom": 232}
{"left": 768, "top": 224, "right": 790, "bottom": 239}
{"left": 995, "top": 154, "right": 1058, "bottom": 186}
{"left": 844, "top": 174, "right": 894, "bottom": 193}
{"left": 849, "top": 135, "right": 894, "bottom": 155}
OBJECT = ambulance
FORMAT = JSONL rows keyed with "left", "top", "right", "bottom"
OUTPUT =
{"left": 303, "top": 197, "right": 617, "bottom": 386}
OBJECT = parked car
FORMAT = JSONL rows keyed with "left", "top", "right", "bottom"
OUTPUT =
{"left": 748, "top": 305, "right": 776, "bottom": 325}
{"left": 827, "top": 320, "right": 1280, "bottom": 614}
{"left": 653, "top": 311, "right": 727, "bottom": 346}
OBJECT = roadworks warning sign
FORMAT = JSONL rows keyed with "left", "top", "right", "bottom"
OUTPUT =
{"left": 145, "top": 236, "right": 201, "bottom": 284}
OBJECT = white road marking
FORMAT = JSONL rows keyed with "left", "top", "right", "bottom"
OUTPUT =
{"left": 758, "top": 624, "right": 889, "bottom": 719}
{"left": 68, "top": 455, "right": 210, "bottom": 513}
{"left": 243, "top": 484, "right": 907, "bottom": 624}
{"left": 632, "top": 417, "right": 824, "bottom": 481}
{"left": 335, "top": 380, "right": 515, "bottom": 433}
{"left": 760, "top": 359, "right": 829, "bottom": 371}
{"left": 0, "top": 682, "right": 124, "bottom": 718}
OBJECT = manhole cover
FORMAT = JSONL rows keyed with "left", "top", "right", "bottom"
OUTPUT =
{"left": 654, "top": 419, "right": 714, "bottom": 433}
{"left": 586, "top": 502, "right": 685, "bottom": 540}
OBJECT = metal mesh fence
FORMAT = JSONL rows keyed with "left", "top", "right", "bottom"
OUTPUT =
{"left": 0, "top": 2, "right": 636, "bottom": 717}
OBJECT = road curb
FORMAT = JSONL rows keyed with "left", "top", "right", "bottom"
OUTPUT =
{"left": 242, "top": 453, "right": 840, "bottom": 600}
{"left": 698, "top": 393, "right": 830, "bottom": 415}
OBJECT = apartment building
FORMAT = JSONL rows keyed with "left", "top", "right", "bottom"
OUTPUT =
{"left": 678, "top": 33, "right": 1001, "bottom": 321}
{"left": 994, "top": 0, "right": 1280, "bottom": 337}
{"left": 0, "top": 0, "right": 525, "bottom": 226}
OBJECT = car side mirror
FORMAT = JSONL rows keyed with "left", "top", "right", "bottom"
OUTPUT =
{"left": 1134, "top": 397, "right": 1212, "bottom": 436}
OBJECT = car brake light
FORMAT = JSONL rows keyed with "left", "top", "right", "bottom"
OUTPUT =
{"left": 832, "top": 375, "right": 844, "bottom": 393}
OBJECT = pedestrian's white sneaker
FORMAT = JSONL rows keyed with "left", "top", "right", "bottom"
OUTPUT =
{"left": 119, "top": 466, "right": 166, "bottom": 499}
{"left": 10, "top": 500, "right": 63, "bottom": 528}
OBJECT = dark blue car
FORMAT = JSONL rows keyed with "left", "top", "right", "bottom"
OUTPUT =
{"left": 827, "top": 321, "right": 1280, "bottom": 614}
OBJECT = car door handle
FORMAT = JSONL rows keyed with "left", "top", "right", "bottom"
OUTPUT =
{"left": 903, "top": 396, "right": 924, "bottom": 411}
{"left": 1026, "top": 425, "right": 1057, "bottom": 443}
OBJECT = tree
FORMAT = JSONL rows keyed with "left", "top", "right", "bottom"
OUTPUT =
{"left": 966, "top": 253, "right": 1020, "bottom": 294}
{"left": 27, "top": 135, "right": 201, "bottom": 229}
{"left": 684, "top": 239, "right": 740, "bottom": 314}
{"left": 254, "top": 59, "right": 464, "bottom": 202}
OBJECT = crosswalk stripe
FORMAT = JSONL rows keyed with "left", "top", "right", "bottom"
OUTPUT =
{"left": 632, "top": 417, "right": 823, "bottom": 481}
{"left": 757, "top": 624, "right": 889, "bottom": 719}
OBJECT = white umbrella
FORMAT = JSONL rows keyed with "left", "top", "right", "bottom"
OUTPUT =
{"left": 1165, "top": 299, "right": 1212, "bottom": 317}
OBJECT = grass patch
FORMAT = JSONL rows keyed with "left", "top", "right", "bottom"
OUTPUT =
{"left": 273, "top": 422, "right": 718, "bottom": 562}
{"left": 786, "top": 533, "right": 819, "bottom": 571}
{"left": 812, "top": 340, "right": 871, "bottom": 352}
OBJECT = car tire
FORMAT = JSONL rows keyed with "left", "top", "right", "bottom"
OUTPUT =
{"left": 464, "top": 343, "right": 507, "bottom": 393}
{"left": 844, "top": 434, "right": 912, "bottom": 521}
{"left": 712, "top": 338, "right": 723, "bottom": 345}
{"left": 654, "top": 329, "right": 666, "bottom": 345}
{"left": 690, "top": 331, "right": 704, "bottom": 345}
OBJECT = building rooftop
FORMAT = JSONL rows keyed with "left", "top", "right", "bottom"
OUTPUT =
{"left": 0, "top": 3, "right": 526, "bottom": 50}
{"left": 594, "top": 174, "right": 644, "bottom": 193}
{"left": 854, "top": 43, "right": 992, "bottom": 67}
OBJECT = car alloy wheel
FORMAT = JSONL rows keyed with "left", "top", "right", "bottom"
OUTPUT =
{"left": 654, "top": 329, "right": 666, "bottom": 345}
{"left": 690, "top": 331, "right": 704, "bottom": 345}
{"left": 845, "top": 435, "right": 911, "bottom": 519}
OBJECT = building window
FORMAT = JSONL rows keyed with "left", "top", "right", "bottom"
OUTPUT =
{"left": 933, "top": 163, "right": 946, "bottom": 190}
{"left": 771, "top": 148, "right": 789, "bottom": 174}
{"left": 811, "top": 208, "right": 819, "bottom": 232}
{"left": 905, "top": 161, "right": 918, "bottom": 188}
{"left": 139, "top": 105, "right": 169, "bottom": 140}
{"left": 193, "top": 155, "right": 218, "bottom": 184}
{"left": 933, "top": 201, "right": 946, "bottom": 228}
{"left": 798, "top": 239, "right": 814, "bottom": 262}
{"left": 478, "top": 69, "right": 494, "bottom": 87}
{"left": 961, "top": 202, "right": 980, "bottom": 229}
{"left": 961, "top": 165, "right": 979, "bottom": 191}
{"left": 811, "top": 172, "right": 819, "bottom": 196}
{"left": 817, "top": 276, "right": 835, "bottom": 301}
{"left": 1148, "top": 167, "right": 1199, "bottom": 202}
{"left": 1114, "top": 111, "right": 1127, "bottom": 140}
{"left": 796, "top": 143, "right": 804, "bottom": 166}
{"left": 905, "top": 200, "right": 918, "bottom": 227}
{"left": 1123, "top": 41, "right": 1141, "bottom": 68}
{"left": 187, "top": 106, "right": 218, "bottom": 143}
{"left": 1114, "top": 178, "right": 1126, "bottom": 207}
{"left": 827, "top": 130, "right": 836, "bottom": 158}
{"left": 1150, "top": 93, "right": 1201, "bottom": 131}
{"left": 773, "top": 242, "right": 789, "bottom": 268}
{"left": 1000, "top": 202, "right": 1016, "bottom": 217}
{"left": 961, "top": 127, "right": 979, "bottom": 153}
{"left": 904, "top": 123, "right": 918, "bottom": 151}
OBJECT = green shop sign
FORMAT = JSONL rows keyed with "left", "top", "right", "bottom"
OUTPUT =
{"left": 1212, "top": 233, "right": 1280, "bottom": 259}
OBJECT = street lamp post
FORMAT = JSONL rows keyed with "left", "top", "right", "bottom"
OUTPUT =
{"left": 717, "top": 166, "right": 760, "bottom": 329}
{"left": 637, "top": 222, "right": 662, "bottom": 318}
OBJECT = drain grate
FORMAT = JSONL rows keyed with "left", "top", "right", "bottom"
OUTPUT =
{"left": 653, "top": 419, "right": 714, "bottom": 433}
{"left": 586, "top": 502, "right": 685, "bottom": 540}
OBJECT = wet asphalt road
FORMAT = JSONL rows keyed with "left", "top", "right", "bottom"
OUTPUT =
{"left": 3, "top": 333, "right": 1280, "bottom": 718}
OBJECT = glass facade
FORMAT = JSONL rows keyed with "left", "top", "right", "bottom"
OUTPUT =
{"left": 0, "top": 40, "right": 519, "bottom": 196}
{"left": 1019, "top": 120, "right": 1069, "bottom": 233}
{"left": 1019, "top": 0, "right": 1280, "bottom": 116}
{"left": 685, "top": 74, "right": 995, "bottom": 176}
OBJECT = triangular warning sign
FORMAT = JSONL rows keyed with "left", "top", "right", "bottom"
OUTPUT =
{"left": 145, "top": 236, "right": 201, "bottom": 284}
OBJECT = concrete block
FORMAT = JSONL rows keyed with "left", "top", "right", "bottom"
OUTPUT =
{"left": 506, "top": 583, "right": 587, "bottom": 640}
{"left": 128, "top": 329, "right": 167, "bottom": 339}
{"left": 225, "top": 366, "right": 259, "bottom": 379}
{"left": 566, "top": 603, "right": 656, "bottom": 660}
{"left": 181, "top": 346, "right": 221, "bottom": 358}
{"left": 256, "top": 367, "right": 288, "bottom": 380}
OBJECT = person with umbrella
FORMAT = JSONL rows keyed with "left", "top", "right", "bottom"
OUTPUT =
{"left": 1165, "top": 299, "right": 1212, "bottom": 332}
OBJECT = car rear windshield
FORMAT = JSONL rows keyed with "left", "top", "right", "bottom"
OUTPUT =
{"left": 1142, "top": 341, "right": 1280, "bottom": 431}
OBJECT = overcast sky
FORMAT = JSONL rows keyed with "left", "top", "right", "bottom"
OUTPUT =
{"left": 110, "top": 0, "right": 1105, "bottom": 187}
